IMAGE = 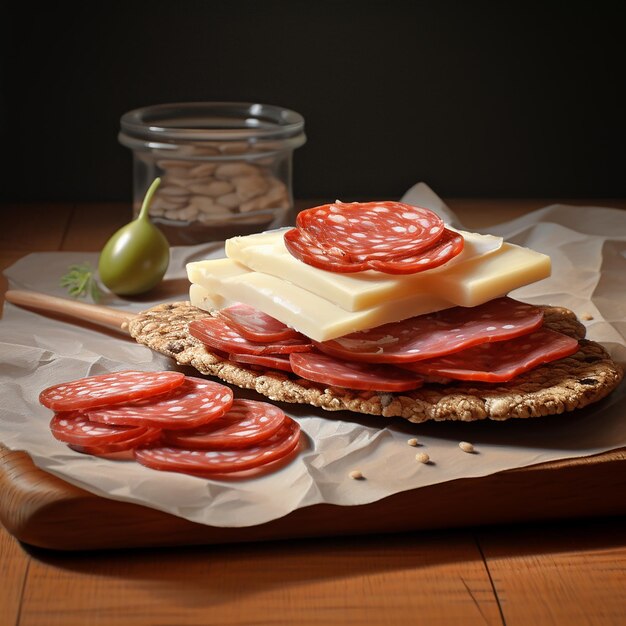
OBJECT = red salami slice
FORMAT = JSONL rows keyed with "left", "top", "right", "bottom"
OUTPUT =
{"left": 228, "top": 352, "right": 294, "bottom": 373}
{"left": 401, "top": 328, "right": 580, "bottom": 382}
{"left": 218, "top": 303, "right": 304, "bottom": 342}
{"left": 285, "top": 207, "right": 461, "bottom": 274}
{"left": 39, "top": 370, "right": 186, "bottom": 412}
{"left": 365, "top": 228, "right": 464, "bottom": 274}
{"left": 189, "top": 317, "right": 313, "bottom": 356}
{"left": 284, "top": 227, "right": 368, "bottom": 273}
{"left": 135, "top": 417, "right": 301, "bottom": 474}
{"left": 69, "top": 427, "right": 162, "bottom": 455}
{"left": 86, "top": 377, "right": 234, "bottom": 430}
{"left": 163, "top": 399, "right": 287, "bottom": 449}
{"left": 316, "top": 297, "right": 545, "bottom": 363}
{"left": 296, "top": 201, "right": 445, "bottom": 259}
{"left": 50, "top": 412, "right": 156, "bottom": 446}
{"left": 290, "top": 352, "right": 423, "bottom": 391}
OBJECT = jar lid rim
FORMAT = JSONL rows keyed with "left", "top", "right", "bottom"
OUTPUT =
{"left": 120, "top": 102, "right": 305, "bottom": 142}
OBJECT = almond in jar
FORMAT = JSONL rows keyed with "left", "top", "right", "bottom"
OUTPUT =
{"left": 119, "top": 102, "right": 306, "bottom": 245}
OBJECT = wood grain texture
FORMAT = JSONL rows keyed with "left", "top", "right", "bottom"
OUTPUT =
{"left": 2, "top": 442, "right": 625, "bottom": 551}
{"left": 0, "top": 202, "right": 74, "bottom": 251}
{"left": 61, "top": 202, "right": 130, "bottom": 251}
{"left": 0, "top": 525, "right": 29, "bottom": 626}
{"left": 445, "top": 198, "right": 626, "bottom": 229}
{"left": 478, "top": 520, "right": 626, "bottom": 625}
{"left": 19, "top": 532, "right": 502, "bottom": 626}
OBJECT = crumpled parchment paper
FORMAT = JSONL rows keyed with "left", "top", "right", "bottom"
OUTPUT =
{"left": 0, "top": 183, "right": 624, "bottom": 527}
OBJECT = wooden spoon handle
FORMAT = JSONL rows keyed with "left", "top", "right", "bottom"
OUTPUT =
{"left": 4, "top": 290, "right": 135, "bottom": 334}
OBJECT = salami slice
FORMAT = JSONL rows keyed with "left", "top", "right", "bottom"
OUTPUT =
{"left": 69, "top": 427, "right": 162, "bottom": 455}
{"left": 39, "top": 370, "right": 186, "bottom": 412}
{"left": 218, "top": 303, "right": 304, "bottom": 342}
{"left": 365, "top": 228, "right": 464, "bottom": 274}
{"left": 228, "top": 352, "right": 294, "bottom": 373}
{"left": 315, "top": 297, "right": 545, "bottom": 363}
{"left": 284, "top": 227, "right": 368, "bottom": 273}
{"left": 296, "top": 201, "right": 445, "bottom": 259}
{"left": 285, "top": 205, "right": 461, "bottom": 274}
{"left": 50, "top": 412, "right": 155, "bottom": 446}
{"left": 135, "top": 417, "right": 301, "bottom": 474}
{"left": 290, "top": 352, "right": 423, "bottom": 391}
{"left": 189, "top": 317, "right": 313, "bottom": 356}
{"left": 284, "top": 227, "right": 462, "bottom": 275}
{"left": 400, "top": 328, "right": 580, "bottom": 382}
{"left": 85, "top": 377, "right": 234, "bottom": 430}
{"left": 163, "top": 399, "right": 286, "bottom": 449}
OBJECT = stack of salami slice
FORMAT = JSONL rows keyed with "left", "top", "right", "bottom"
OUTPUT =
{"left": 40, "top": 370, "right": 301, "bottom": 475}
{"left": 188, "top": 297, "right": 580, "bottom": 389}
{"left": 284, "top": 201, "right": 466, "bottom": 274}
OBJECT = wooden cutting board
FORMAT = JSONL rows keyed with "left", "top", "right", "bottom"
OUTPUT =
{"left": 2, "top": 443, "right": 625, "bottom": 551}
{"left": 2, "top": 290, "right": 625, "bottom": 550}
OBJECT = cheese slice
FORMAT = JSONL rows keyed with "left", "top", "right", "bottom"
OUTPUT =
{"left": 225, "top": 227, "right": 505, "bottom": 311}
{"left": 187, "top": 260, "right": 453, "bottom": 342}
{"left": 431, "top": 243, "right": 552, "bottom": 306}
{"left": 189, "top": 283, "right": 228, "bottom": 310}
{"left": 188, "top": 240, "right": 551, "bottom": 342}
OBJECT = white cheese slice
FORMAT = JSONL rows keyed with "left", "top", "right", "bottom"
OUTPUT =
{"left": 225, "top": 227, "right": 505, "bottom": 311}
{"left": 187, "top": 242, "right": 551, "bottom": 342}
{"left": 187, "top": 261, "right": 453, "bottom": 342}
{"left": 189, "top": 283, "right": 228, "bottom": 310}
{"left": 431, "top": 242, "right": 552, "bottom": 306}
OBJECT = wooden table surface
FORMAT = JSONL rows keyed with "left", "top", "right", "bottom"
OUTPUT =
{"left": 1, "top": 197, "right": 626, "bottom": 626}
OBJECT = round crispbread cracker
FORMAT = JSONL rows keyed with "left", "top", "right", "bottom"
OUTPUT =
{"left": 127, "top": 302, "right": 623, "bottom": 423}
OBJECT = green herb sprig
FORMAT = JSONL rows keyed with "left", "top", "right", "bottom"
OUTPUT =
{"left": 60, "top": 263, "right": 103, "bottom": 302}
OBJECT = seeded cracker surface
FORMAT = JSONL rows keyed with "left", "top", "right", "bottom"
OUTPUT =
{"left": 128, "top": 302, "right": 623, "bottom": 423}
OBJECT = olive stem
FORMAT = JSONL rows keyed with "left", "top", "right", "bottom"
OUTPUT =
{"left": 137, "top": 177, "right": 161, "bottom": 222}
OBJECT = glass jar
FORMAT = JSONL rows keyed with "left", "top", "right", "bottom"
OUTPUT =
{"left": 118, "top": 102, "right": 306, "bottom": 245}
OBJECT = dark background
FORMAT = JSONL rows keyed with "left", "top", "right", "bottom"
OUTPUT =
{"left": 1, "top": 0, "right": 625, "bottom": 204}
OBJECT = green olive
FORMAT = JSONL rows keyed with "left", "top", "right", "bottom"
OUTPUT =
{"left": 98, "top": 178, "right": 170, "bottom": 296}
